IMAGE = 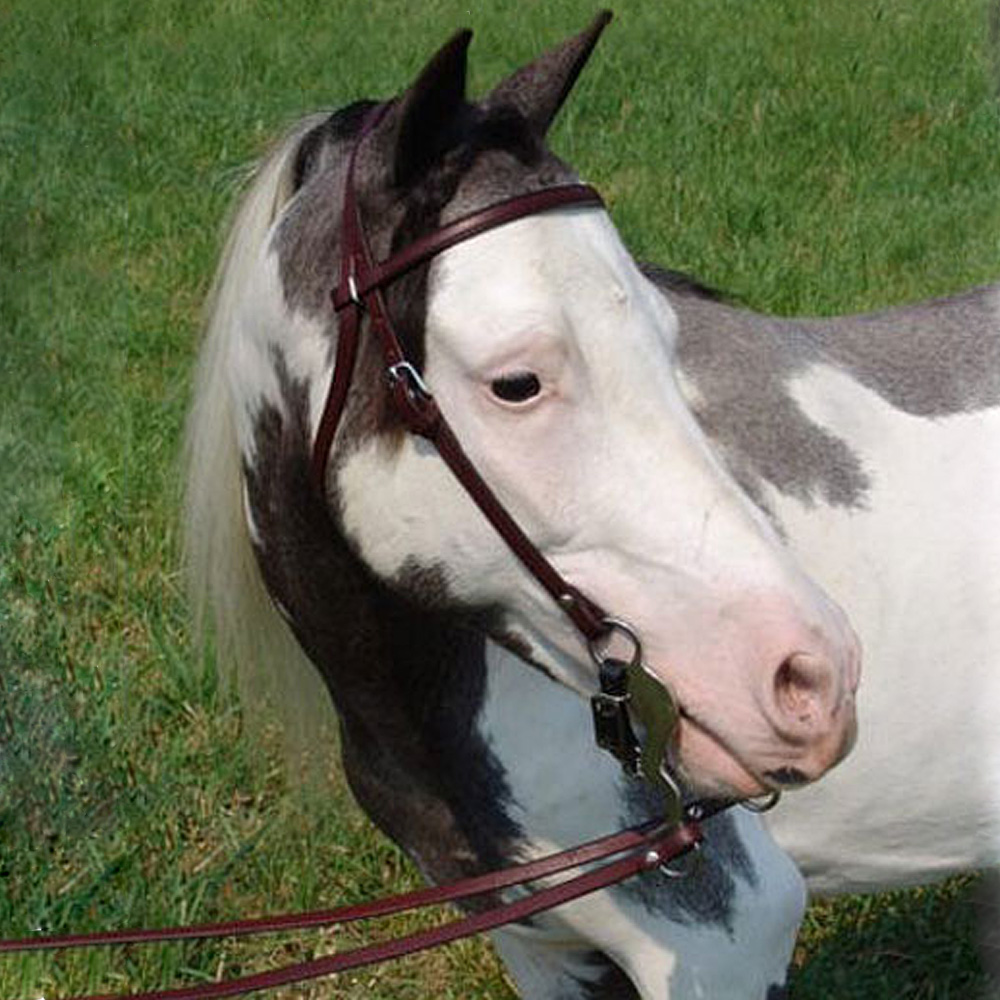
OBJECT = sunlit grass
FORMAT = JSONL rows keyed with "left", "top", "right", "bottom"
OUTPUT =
{"left": 2, "top": 0, "right": 998, "bottom": 996}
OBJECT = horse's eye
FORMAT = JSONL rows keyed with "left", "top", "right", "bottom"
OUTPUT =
{"left": 490, "top": 372, "right": 542, "bottom": 404}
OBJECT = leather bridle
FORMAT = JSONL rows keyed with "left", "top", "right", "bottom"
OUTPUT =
{"left": 311, "top": 104, "right": 609, "bottom": 641}
{"left": 311, "top": 101, "right": 684, "bottom": 810}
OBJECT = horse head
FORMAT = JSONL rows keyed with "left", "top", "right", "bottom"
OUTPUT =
{"left": 191, "top": 13, "right": 860, "bottom": 803}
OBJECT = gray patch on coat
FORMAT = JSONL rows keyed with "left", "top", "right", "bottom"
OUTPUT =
{"left": 619, "top": 781, "right": 756, "bottom": 934}
{"left": 651, "top": 270, "right": 870, "bottom": 510}
{"left": 651, "top": 268, "right": 1000, "bottom": 510}
{"left": 814, "top": 285, "right": 1000, "bottom": 417}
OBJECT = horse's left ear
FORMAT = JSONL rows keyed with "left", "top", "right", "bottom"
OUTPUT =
{"left": 393, "top": 29, "right": 472, "bottom": 186}
{"left": 486, "top": 10, "right": 612, "bottom": 136}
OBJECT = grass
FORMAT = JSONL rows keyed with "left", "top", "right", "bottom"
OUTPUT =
{"left": 2, "top": 0, "right": 999, "bottom": 996}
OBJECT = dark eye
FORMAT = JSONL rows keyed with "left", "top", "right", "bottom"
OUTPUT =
{"left": 490, "top": 372, "right": 542, "bottom": 404}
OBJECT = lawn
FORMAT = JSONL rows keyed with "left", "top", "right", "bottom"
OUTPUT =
{"left": 2, "top": 0, "right": 998, "bottom": 997}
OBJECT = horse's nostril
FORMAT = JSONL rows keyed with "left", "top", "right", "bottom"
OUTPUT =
{"left": 773, "top": 653, "right": 832, "bottom": 726}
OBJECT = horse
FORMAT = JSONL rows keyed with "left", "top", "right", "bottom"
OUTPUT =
{"left": 184, "top": 14, "right": 860, "bottom": 999}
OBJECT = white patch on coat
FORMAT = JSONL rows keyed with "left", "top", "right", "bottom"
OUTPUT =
{"left": 764, "top": 363, "right": 1000, "bottom": 891}
{"left": 229, "top": 246, "right": 333, "bottom": 465}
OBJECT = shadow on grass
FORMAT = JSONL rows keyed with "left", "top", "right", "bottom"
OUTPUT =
{"left": 790, "top": 874, "right": 991, "bottom": 1000}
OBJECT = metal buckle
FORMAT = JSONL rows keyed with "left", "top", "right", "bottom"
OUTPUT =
{"left": 387, "top": 361, "right": 433, "bottom": 401}
{"left": 347, "top": 273, "right": 362, "bottom": 307}
{"left": 657, "top": 838, "right": 702, "bottom": 879}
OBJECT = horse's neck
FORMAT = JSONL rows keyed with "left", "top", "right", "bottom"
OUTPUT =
{"left": 239, "top": 366, "right": 520, "bottom": 879}
{"left": 666, "top": 282, "right": 1000, "bottom": 884}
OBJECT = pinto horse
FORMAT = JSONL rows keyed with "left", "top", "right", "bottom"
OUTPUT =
{"left": 185, "top": 15, "right": 859, "bottom": 999}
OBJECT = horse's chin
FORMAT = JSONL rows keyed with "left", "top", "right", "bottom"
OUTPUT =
{"left": 671, "top": 717, "right": 776, "bottom": 800}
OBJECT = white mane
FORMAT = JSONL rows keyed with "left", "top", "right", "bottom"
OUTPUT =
{"left": 183, "top": 114, "right": 336, "bottom": 752}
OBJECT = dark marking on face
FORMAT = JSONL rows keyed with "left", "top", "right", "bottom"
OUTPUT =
{"left": 378, "top": 103, "right": 546, "bottom": 376}
{"left": 619, "top": 780, "right": 756, "bottom": 933}
{"left": 764, "top": 766, "right": 810, "bottom": 787}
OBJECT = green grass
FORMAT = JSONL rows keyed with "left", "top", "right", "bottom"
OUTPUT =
{"left": 2, "top": 0, "right": 998, "bottom": 996}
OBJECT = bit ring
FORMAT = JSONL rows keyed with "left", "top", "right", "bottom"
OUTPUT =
{"left": 588, "top": 616, "right": 642, "bottom": 670}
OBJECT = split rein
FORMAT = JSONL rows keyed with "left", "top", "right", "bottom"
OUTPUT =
{"left": 0, "top": 811, "right": 716, "bottom": 1000}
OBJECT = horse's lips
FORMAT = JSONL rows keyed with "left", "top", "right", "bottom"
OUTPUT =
{"left": 670, "top": 709, "right": 776, "bottom": 799}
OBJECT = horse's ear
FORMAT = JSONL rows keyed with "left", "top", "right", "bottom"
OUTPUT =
{"left": 393, "top": 29, "right": 472, "bottom": 186}
{"left": 486, "top": 10, "right": 612, "bottom": 136}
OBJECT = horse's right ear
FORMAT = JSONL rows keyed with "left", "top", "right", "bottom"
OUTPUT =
{"left": 393, "top": 29, "right": 472, "bottom": 187}
{"left": 486, "top": 11, "right": 612, "bottom": 136}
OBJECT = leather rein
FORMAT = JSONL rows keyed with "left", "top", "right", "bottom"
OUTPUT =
{"left": 2, "top": 103, "right": 733, "bottom": 999}
{"left": 0, "top": 819, "right": 714, "bottom": 1000}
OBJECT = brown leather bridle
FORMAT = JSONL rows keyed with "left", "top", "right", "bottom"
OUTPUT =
{"left": 311, "top": 102, "right": 610, "bottom": 643}
{"left": 311, "top": 102, "right": 685, "bottom": 802}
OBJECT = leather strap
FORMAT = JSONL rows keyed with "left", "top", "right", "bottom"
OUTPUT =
{"left": 0, "top": 819, "right": 681, "bottom": 954}
{"left": 330, "top": 184, "right": 605, "bottom": 312}
{"left": 309, "top": 103, "right": 390, "bottom": 490}
{"left": 5, "top": 821, "right": 702, "bottom": 1000}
